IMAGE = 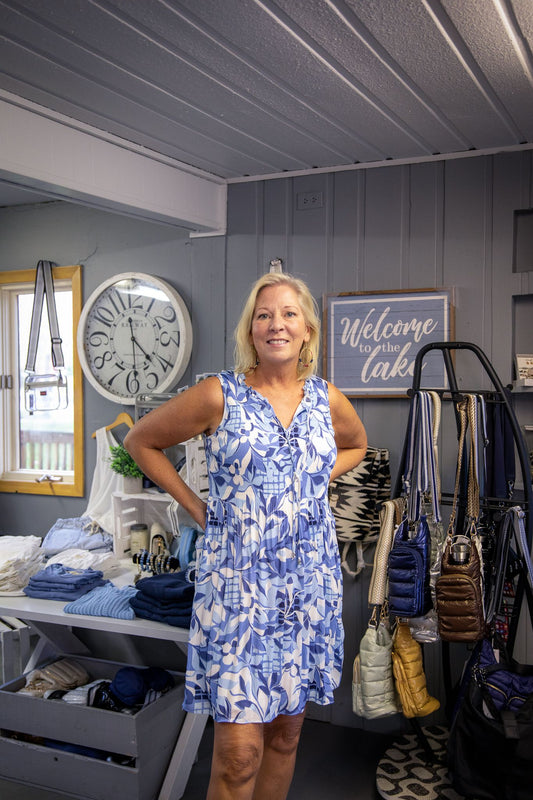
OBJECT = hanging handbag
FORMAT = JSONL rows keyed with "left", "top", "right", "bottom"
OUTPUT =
{"left": 447, "top": 506, "right": 533, "bottom": 800}
{"left": 388, "top": 392, "right": 440, "bottom": 617}
{"left": 436, "top": 394, "right": 486, "bottom": 642}
{"left": 391, "top": 620, "right": 440, "bottom": 718}
{"left": 387, "top": 514, "right": 432, "bottom": 617}
{"left": 24, "top": 260, "right": 68, "bottom": 412}
{"left": 329, "top": 446, "right": 391, "bottom": 577}
{"left": 409, "top": 391, "right": 444, "bottom": 643}
{"left": 352, "top": 607, "right": 400, "bottom": 719}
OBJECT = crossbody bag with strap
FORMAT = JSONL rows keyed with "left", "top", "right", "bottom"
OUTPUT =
{"left": 24, "top": 260, "right": 68, "bottom": 412}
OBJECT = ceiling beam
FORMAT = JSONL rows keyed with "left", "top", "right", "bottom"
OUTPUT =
{"left": 0, "top": 90, "right": 226, "bottom": 235}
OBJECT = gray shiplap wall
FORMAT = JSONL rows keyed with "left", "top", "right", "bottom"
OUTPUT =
{"left": 225, "top": 152, "right": 533, "bottom": 728}
{"left": 1, "top": 150, "right": 532, "bottom": 731}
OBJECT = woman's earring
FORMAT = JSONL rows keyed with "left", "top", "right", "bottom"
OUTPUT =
{"left": 298, "top": 345, "right": 314, "bottom": 368}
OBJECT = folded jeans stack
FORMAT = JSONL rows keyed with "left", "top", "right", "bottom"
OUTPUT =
{"left": 24, "top": 563, "right": 107, "bottom": 600}
{"left": 129, "top": 571, "right": 194, "bottom": 627}
{"left": 41, "top": 516, "right": 113, "bottom": 556}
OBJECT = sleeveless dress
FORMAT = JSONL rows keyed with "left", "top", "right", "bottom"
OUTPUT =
{"left": 183, "top": 371, "right": 343, "bottom": 723}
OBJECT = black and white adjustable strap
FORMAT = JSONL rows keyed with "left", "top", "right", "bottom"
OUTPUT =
{"left": 25, "top": 260, "right": 64, "bottom": 373}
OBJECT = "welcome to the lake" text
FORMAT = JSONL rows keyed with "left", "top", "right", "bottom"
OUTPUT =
{"left": 340, "top": 305, "right": 438, "bottom": 383}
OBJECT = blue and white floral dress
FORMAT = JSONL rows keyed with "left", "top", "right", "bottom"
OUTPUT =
{"left": 183, "top": 371, "right": 343, "bottom": 723}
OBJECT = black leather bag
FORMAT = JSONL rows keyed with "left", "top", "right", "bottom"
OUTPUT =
{"left": 447, "top": 507, "right": 533, "bottom": 800}
{"left": 447, "top": 664, "right": 533, "bottom": 800}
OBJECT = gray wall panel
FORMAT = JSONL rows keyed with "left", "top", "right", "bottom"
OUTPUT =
{"left": 291, "top": 175, "right": 330, "bottom": 295}
{"left": 226, "top": 152, "right": 532, "bottom": 729}
{"left": 224, "top": 181, "right": 264, "bottom": 365}
{"left": 442, "top": 158, "right": 490, "bottom": 390}
{"left": 493, "top": 153, "right": 531, "bottom": 382}
{"left": 262, "top": 178, "right": 291, "bottom": 270}
{"left": 408, "top": 162, "right": 445, "bottom": 287}
{"left": 363, "top": 168, "right": 404, "bottom": 290}
{"left": 330, "top": 170, "right": 361, "bottom": 292}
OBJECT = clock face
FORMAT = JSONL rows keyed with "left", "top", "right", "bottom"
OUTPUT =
{"left": 77, "top": 273, "right": 193, "bottom": 404}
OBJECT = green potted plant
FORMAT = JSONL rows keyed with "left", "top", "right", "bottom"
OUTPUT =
{"left": 109, "top": 444, "right": 144, "bottom": 494}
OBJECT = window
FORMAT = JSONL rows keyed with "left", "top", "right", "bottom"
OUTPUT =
{"left": 0, "top": 265, "right": 84, "bottom": 495}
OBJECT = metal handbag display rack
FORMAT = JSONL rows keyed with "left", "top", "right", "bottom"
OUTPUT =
{"left": 397, "top": 341, "right": 532, "bottom": 640}
{"left": 392, "top": 342, "right": 533, "bottom": 752}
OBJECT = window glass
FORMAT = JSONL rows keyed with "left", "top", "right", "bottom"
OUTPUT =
{"left": 17, "top": 289, "right": 74, "bottom": 473}
{"left": 0, "top": 265, "right": 83, "bottom": 496}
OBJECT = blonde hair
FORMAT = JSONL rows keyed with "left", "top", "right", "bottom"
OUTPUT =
{"left": 233, "top": 273, "right": 320, "bottom": 380}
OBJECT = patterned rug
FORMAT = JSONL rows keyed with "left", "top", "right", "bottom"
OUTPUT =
{"left": 376, "top": 724, "right": 466, "bottom": 800}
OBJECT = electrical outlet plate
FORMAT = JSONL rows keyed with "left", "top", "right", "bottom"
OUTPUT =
{"left": 296, "top": 191, "right": 324, "bottom": 210}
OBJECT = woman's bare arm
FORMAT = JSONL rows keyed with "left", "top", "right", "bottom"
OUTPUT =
{"left": 328, "top": 382, "right": 367, "bottom": 482}
{"left": 124, "top": 377, "right": 223, "bottom": 529}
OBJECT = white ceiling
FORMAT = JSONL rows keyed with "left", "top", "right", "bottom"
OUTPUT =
{"left": 1, "top": 0, "right": 532, "bottom": 207}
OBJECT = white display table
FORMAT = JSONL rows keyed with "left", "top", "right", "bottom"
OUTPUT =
{"left": 0, "top": 562, "right": 208, "bottom": 800}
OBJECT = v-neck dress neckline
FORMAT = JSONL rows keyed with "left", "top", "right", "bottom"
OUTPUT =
{"left": 241, "top": 372, "right": 308, "bottom": 431}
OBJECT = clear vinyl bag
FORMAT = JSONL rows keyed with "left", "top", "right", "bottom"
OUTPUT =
{"left": 24, "top": 371, "right": 68, "bottom": 412}
{"left": 24, "top": 260, "right": 68, "bottom": 413}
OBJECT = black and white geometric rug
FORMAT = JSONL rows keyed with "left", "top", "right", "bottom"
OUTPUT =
{"left": 376, "top": 725, "right": 465, "bottom": 800}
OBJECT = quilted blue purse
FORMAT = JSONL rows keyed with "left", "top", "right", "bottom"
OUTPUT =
{"left": 388, "top": 514, "right": 432, "bottom": 617}
{"left": 387, "top": 392, "right": 439, "bottom": 618}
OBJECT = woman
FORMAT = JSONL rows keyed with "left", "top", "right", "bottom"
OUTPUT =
{"left": 125, "top": 272, "right": 367, "bottom": 799}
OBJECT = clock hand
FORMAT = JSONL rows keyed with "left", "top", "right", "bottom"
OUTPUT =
{"left": 128, "top": 318, "right": 138, "bottom": 369}
{"left": 131, "top": 336, "right": 152, "bottom": 361}
{"left": 128, "top": 318, "right": 152, "bottom": 362}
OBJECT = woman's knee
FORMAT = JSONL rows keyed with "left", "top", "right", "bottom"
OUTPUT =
{"left": 212, "top": 725, "right": 263, "bottom": 787}
{"left": 263, "top": 714, "right": 305, "bottom": 757}
{"left": 214, "top": 741, "right": 262, "bottom": 786}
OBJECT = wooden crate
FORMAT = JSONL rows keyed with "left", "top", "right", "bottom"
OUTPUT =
{"left": 0, "top": 656, "right": 185, "bottom": 800}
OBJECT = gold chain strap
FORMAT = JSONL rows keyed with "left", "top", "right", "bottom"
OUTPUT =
{"left": 448, "top": 394, "right": 480, "bottom": 539}
{"left": 465, "top": 393, "right": 480, "bottom": 522}
{"left": 448, "top": 398, "right": 468, "bottom": 536}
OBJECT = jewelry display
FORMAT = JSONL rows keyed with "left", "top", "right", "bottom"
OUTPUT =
{"left": 132, "top": 550, "right": 180, "bottom": 577}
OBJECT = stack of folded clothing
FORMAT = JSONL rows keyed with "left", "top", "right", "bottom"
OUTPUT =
{"left": 64, "top": 583, "right": 138, "bottom": 620}
{"left": 24, "top": 563, "right": 107, "bottom": 600}
{"left": 18, "top": 658, "right": 90, "bottom": 697}
{"left": 130, "top": 571, "right": 194, "bottom": 627}
{"left": 0, "top": 535, "right": 44, "bottom": 595}
{"left": 47, "top": 548, "right": 120, "bottom": 578}
{"left": 41, "top": 516, "right": 113, "bottom": 556}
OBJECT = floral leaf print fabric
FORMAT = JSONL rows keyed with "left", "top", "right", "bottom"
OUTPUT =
{"left": 183, "top": 371, "right": 343, "bottom": 723}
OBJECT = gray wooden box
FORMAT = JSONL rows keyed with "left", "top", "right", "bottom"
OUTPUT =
{"left": 0, "top": 656, "right": 185, "bottom": 800}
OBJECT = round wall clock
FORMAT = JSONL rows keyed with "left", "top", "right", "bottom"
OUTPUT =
{"left": 77, "top": 272, "right": 193, "bottom": 404}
